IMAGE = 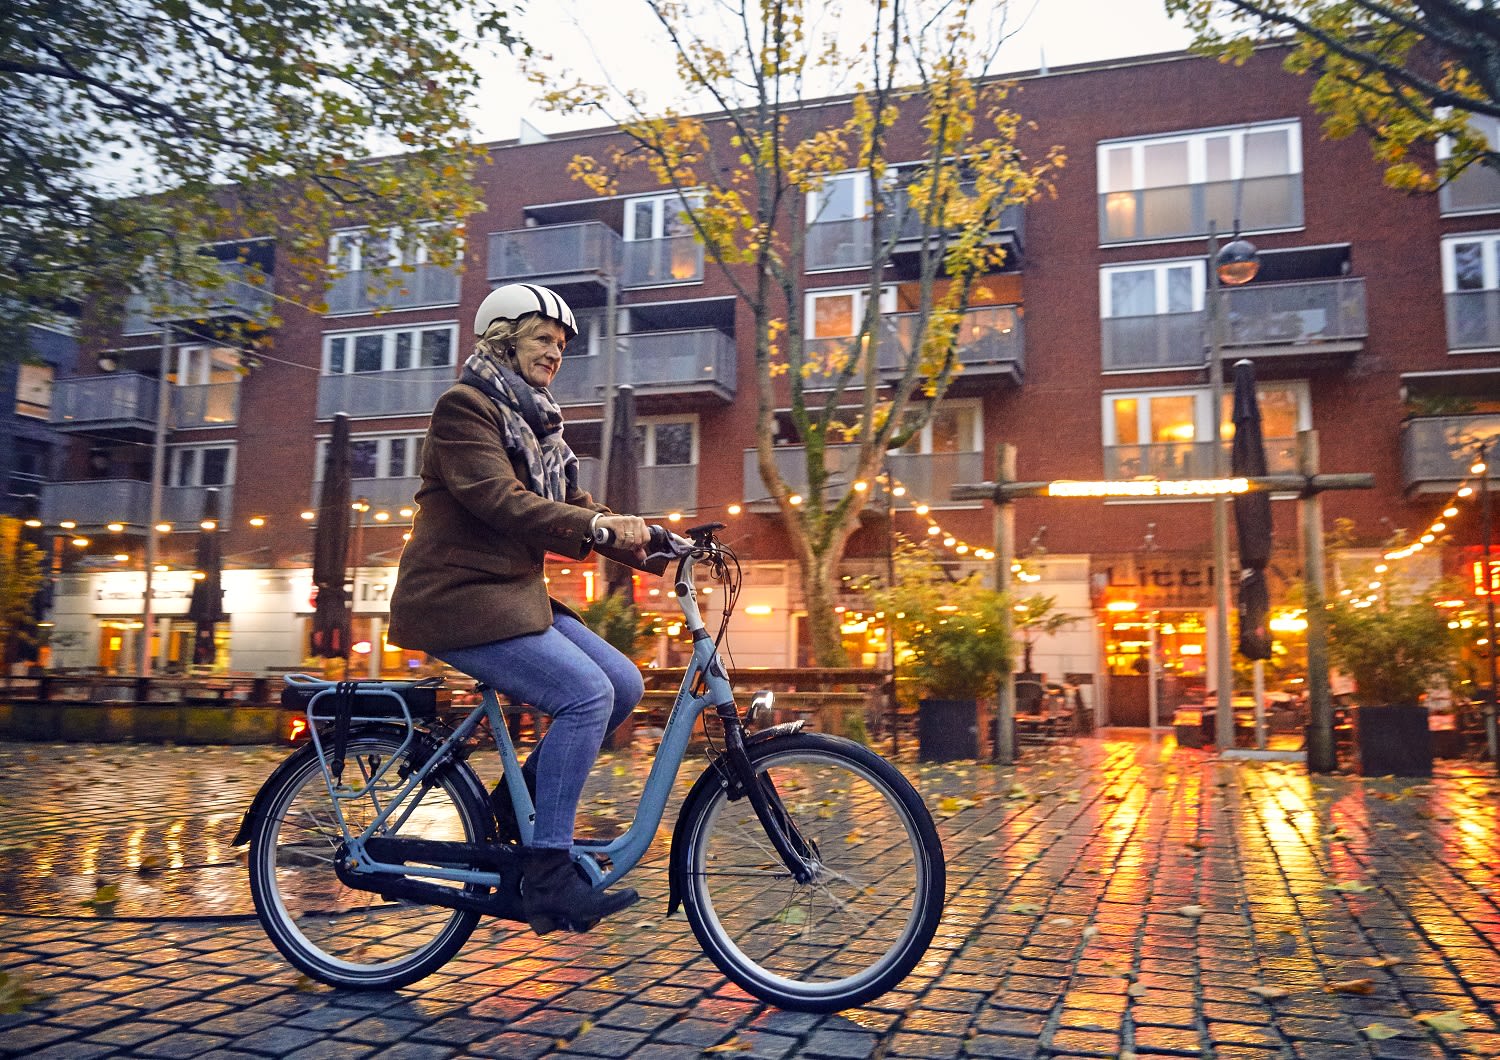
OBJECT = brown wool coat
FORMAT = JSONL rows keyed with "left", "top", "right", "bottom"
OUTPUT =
{"left": 386, "top": 382, "right": 607, "bottom": 654}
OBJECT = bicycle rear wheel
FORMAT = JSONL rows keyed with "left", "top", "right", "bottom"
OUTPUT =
{"left": 247, "top": 729, "right": 490, "bottom": 989}
{"left": 676, "top": 732, "right": 945, "bottom": 1012}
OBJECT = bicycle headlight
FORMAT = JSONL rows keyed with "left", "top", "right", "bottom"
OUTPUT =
{"left": 747, "top": 690, "right": 775, "bottom": 727}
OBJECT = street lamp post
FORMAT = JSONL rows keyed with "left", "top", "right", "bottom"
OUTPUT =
{"left": 1477, "top": 442, "right": 1498, "bottom": 763}
{"left": 1207, "top": 224, "right": 1260, "bottom": 750}
{"left": 137, "top": 324, "right": 174, "bottom": 677}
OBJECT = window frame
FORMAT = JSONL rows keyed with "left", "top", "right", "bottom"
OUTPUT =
{"left": 322, "top": 322, "right": 459, "bottom": 375}
{"left": 1101, "top": 381, "right": 1310, "bottom": 448}
{"left": 894, "top": 400, "right": 983, "bottom": 455}
{"left": 316, "top": 431, "right": 426, "bottom": 481}
{"left": 1441, "top": 232, "right": 1500, "bottom": 292}
{"left": 1099, "top": 258, "right": 1206, "bottom": 318}
{"left": 635, "top": 415, "right": 700, "bottom": 467}
{"left": 1097, "top": 119, "right": 1303, "bottom": 197}
{"left": 167, "top": 443, "right": 236, "bottom": 488}
{"left": 804, "top": 285, "right": 898, "bottom": 339}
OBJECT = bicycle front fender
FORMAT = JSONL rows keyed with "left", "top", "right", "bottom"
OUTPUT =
{"left": 665, "top": 721, "right": 805, "bottom": 916}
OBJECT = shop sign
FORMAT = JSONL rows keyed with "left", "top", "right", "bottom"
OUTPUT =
{"left": 1089, "top": 553, "right": 1219, "bottom": 610}
{"left": 89, "top": 571, "right": 194, "bottom": 614}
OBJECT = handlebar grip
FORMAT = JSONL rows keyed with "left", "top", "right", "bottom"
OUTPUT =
{"left": 592, "top": 523, "right": 617, "bottom": 546}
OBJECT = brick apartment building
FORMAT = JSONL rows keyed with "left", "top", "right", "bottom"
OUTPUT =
{"left": 34, "top": 44, "right": 1500, "bottom": 725}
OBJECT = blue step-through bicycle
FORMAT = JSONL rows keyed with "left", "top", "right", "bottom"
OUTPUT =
{"left": 235, "top": 522, "right": 945, "bottom": 1012}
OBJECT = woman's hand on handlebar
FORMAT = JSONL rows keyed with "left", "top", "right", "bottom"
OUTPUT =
{"left": 591, "top": 514, "right": 649, "bottom": 549}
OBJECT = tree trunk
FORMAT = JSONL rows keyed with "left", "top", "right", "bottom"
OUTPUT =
{"left": 801, "top": 552, "right": 847, "bottom": 666}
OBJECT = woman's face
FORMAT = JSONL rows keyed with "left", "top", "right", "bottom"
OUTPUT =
{"left": 514, "top": 320, "right": 568, "bottom": 388}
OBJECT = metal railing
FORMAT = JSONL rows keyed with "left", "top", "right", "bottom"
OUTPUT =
{"left": 122, "top": 262, "right": 273, "bottom": 335}
{"left": 172, "top": 382, "right": 240, "bottom": 428}
{"left": 1101, "top": 311, "right": 1206, "bottom": 372}
{"left": 50, "top": 374, "right": 160, "bottom": 429}
{"left": 1446, "top": 290, "right": 1500, "bottom": 351}
{"left": 1098, "top": 174, "right": 1303, "bottom": 245}
{"left": 315, "top": 365, "right": 455, "bottom": 419}
{"left": 741, "top": 446, "right": 980, "bottom": 511}
{"left": 575, "top": 458, "right": 698, "bottom": 516}
{"left": 547, "top": 328, "right": 736, "bottom": 406}
{"left": 1103, "top": 438, "right": 1298, "bottom": 480}
{"left": 1402, "top": 415, "right": 1500, "bottom": 488}
{"left": 622, "top": 235, "right": 703, "bottom": 287}
{"left": 324, "top": 263, "right": 461, "bottom": 316}
{"left": 803, "top": 305, "right": 1024, "bottom": 389}
{"left": 487, "top": 222, "right": 622, "bottom": 282}
{"left": 311, "top": 476, "right": 422, "bottom": 516}
{"left": 40, "top": 480, "right": 234, "bottom": 528}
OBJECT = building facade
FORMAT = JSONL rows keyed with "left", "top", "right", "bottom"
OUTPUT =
{"left": 37, "top": 46, "right": 1500, "bottom": 720}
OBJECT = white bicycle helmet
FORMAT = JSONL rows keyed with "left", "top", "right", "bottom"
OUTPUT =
{"left": 474, "top": 283, "right": 578, "bottom": 340}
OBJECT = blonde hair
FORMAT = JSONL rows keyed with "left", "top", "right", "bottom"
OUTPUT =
{"left": 474, "top": 314, "right": 560, "bottom": 370}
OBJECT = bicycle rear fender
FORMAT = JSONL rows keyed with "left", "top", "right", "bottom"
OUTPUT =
{"left": 665, "top": 721, "right": 805, "bottom": 916}
{"left": 230, "top": 724, "right": 490, "bottom": 847}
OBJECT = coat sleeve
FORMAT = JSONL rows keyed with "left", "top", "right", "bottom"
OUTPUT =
{"left": 428, "top": 387, "right": 597, "bottom": 560}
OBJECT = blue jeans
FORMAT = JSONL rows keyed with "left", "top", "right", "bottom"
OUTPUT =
{"left": 436, "top": 614, "right": 642, "bottom": 849}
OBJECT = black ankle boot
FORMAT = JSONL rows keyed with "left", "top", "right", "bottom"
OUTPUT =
{"left": 489, "top": 772, "right": 535, "bottom": 845}
{"left": 520, "top": 848, "right": 638, "bottom": 934}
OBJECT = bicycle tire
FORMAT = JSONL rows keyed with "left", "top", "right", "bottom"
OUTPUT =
{"left": 675, "top": 732, "right": 945, "bottom": 1012}
{"left": 246, "top": 728, "right": 491, "bottom": 989}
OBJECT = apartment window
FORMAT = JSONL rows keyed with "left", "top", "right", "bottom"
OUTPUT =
{"left": 169, "top": 445, "right": 234, "bottom": 487}
{"left": 634, "top": 417, "right": 697, "bottom": 466}
{"left": 1100, "top": 259, "right": 1205, "bottom": 371}
{"left": 14, "top": 363, "right": 52, "bottom": 419}
{"left": 1439, "top": 113, "right": 1500, "bottom": 215}
{"left": 172, "top": 345, "right": 239, "bottom": 385}
{"left": 1098, "top": 120, "right": 1303, "bottom": 244}
{"left": 806, "top": 172, "right": 876, "bottom": 271}
{"left": 328, "top": 224, "right": 458, "bottom": 271}
{"left": 806, "top": 286, "right": 897, "bottom": 341}
{"left": 1103, "top": 383, "right": 1307, "bottom": 479}
{"left": 897, "top": 402, "right": 981, "bottom": 455}
{"left": 324, "top": 323, "right": 457, "bottom": 374}
{"left": 1442, "top": 233, "right": 1500, "bottom": 350}
{"left": 10, "top": 437, "right": 51, "bottom": 485}
{"left": 319, "top": 434, "right": 423, "bottom": 480}
{"left": 623, "top": 192, "right": 703, "bottom": 285}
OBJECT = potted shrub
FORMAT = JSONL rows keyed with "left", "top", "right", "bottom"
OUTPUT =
{"left": 1326, "top": 581, "right": 1463, "bottom": 775}
{"left": 871, "top": 540, "right": 1013, "bottom": 761}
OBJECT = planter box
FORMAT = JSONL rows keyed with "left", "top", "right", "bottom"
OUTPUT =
{"left": 1354, "top": 704, "right": 1432, "bottom": 777}
{"left": 918, "top": 698, "right": 978, "bottom": 761}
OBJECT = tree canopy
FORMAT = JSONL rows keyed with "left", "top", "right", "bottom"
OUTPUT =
{"left": 2, "top": 0, "right": 520, "bottom": 345}
{"left": 534, "top": 0, "right": 1061, "bottom": 664}
{"left": 1166, "top": 0, "right": 1500, "bottom": 192}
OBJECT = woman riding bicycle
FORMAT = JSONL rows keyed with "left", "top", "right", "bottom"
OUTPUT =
{"left": 387, "top": 282, "right": 652, "bottom": 932}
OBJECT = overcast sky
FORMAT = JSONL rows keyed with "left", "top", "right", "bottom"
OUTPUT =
{"left": 469, "top": 0, "right": 1195, "bottom": 143}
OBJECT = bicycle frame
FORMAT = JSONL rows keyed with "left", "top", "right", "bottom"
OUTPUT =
{"left": 305, "top": 535, "right": 746, "bottom": 893}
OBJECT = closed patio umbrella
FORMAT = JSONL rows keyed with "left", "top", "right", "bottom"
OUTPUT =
{"left": 185, "top": 488, "right": 227, "bottom": 666}
{"left": 1231, "top": 359, "right": 1273, "bottom": 661}
{"left": 603, "top": 385, "right": 640, "bottom": 602}
{"left": 310, "top": 412, "right": 352, "bottom": 660}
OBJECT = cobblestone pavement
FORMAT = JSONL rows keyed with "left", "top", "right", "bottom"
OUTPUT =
{"left": 2, "top": 733, "right": 1500, "bottom": 1058}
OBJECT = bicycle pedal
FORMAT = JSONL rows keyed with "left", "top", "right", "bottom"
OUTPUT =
{"left": 526, "top": 915, "right": 560, "bottom": 935}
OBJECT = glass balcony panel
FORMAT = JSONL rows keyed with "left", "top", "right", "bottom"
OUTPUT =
{"left": 50, "top": 374, "right": 160, "bottom": 428}
{"left": 310, "top": 476, "right": 422, "bottom": 517}
{"left": 808, "top": 305, "right": 1024, "bottom": 390}
{"left": 1101, "top": 311, "right": 1205, "bottom": 371}
{"left": 316, "top": 366, "right": 455, "bottom": 419}
{"left": 1099, "top": 175, "right": 1302, "bottom": 244}
{"left": 1104, "top": 438, "right": 1297, "bottom": 480}
{"left": 1402, "top": 415, "right": 1500, "bottom": 489}
{"left": 622, "top": 236, "right": 704, "bottom": 287}
{"left": 486, "top": 222, "right": 622, "bottom": 282}
{"left": 1446, "top": 290, "right": 1500, "bottom": 350}
{"left": 638, "top": 464, "right": 697, "bottom": 516}
{"left": 742, "top": 445, "right": 862, "bottom": 510}
{"left": 884, "top": 450, "right": 984, "bottom": 508}
{"left": 620, "top": 329, "right": 735, "bottom": 395}
{"left": 324, "top": 263, "right": 461, "bottom": 316}
{"left": 1223, "top": 277, "right": 1367, "bottom": 347}
{"left": 806, "top": 218, "right": 873, "bottom": 271}
{"left": 172, "top": 382, "right": 240, "bottom": 427}
{"left": 40, "top": 480, "right": 233, "bottom": 528}
{"left": 123, "top": 261, "right": 273, "bottom": 335}
{"left": 549, "top": 354, "right": 604, "bottom": 406}
{"left": 1440, "top": 162, "right": 1500, "bottom": 214}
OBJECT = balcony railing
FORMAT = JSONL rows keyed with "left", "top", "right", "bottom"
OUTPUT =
{"left": 311, "top": 476, "right": 422, "bottom": 517}
{"left": 324, "top": 263, "right": 461, "bottom": 316}
{"left": 804, "top": 305, "right": 1025, "bottom": 389}
{"left": 575, "top": 458, "right": 698, "bottom": 516}
{"left": 50, "top": 374, "right": 160, "bottom": 431}
{"left": 122, "top": 262, "right": 273, "bottom": 336}
{"left": 741, "top": 446, "right": 981, "bottom": 512}
{"left": 316, "top": 365, "right": 455, "bottom": 420}
{"left": 487, "top": 222, "right": 621, "bottom": 284}
{"left": 805, "top": 199, "right": 1025, "bottom": 272}
{"left": 1402, "top": 415, "right": 1500, "bottom": 492}
{"left": 546, "top": 328, "right": 736, "bottom": 406}
{"left": 1440, "top": 163, "right": 1500, "bottom": 215}
{"left": 1098, "top": 174, "right": 1303, "bottom": 245}
{"left": 172, "top": 382, "right": 239, "bottom": 428}
{"left": 40, "top": 480, "right": 233, "bottom": 529}
{"left": 622, "top": 235, "right": 704, "bottom": 287}
{"left": 1103, "top": 438, "right": 1298, "bottom": 481}
{"left": 1446, "top": 290, "right": 1500, "bottom": 351}
{"left": 1103, "top": 278, "right": 1368, "bottom": 372}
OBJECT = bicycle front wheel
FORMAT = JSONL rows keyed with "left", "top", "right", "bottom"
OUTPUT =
{"left": 676, "top": 732, "right": 945, "bottom": 1012}
{"left": 247, "top": 729, "right": 490, "bottom": 989}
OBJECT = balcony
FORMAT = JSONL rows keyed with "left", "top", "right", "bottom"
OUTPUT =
{"left": 622, "top": 235, "right": 704, "bottom": 287}
{"left": 806, "top": 192, "right": 1025, "bottom": 273}
{"left": 805, "top": 305, "right": 1024, "bottom": 389}
{"left": 1446, "top": 290, "right": 1500, "bottom": 351}
{"left": 547, "top": 328, "right": 736, "bottom": 406}
{"left": 1098, "top": 174, "right": 1303, "bottom": 246}
{"left": 741, "top": 446, "right": 981, "bottom": 512}
{"left": 50, "top": 374, "right": 160, "bottom": 434}
{"left": 1103, "top": 438, "right": 1298, "bottom": 481}
{"left": 576, "top": 458, "right": 698, "bottom": 517}
{"left": 324, "top": 263, "right": 461, "bottom": 316}
{"left": 1102, "top": 278, "right": 1367, "bottom": 373}
{"left": 487, "top": 223, "right": 621, "bottom": 290}
{"left": 316, "top": 366, "right": 455, "bottom": 420}
{"left": 1440, "top": 162, "right": 1500, "bottom": 215}
{"left": 122, "top": 261, "right": 274, "bottom": 336}
{"left": 172, "top": 382, "right": 239, "bottom": 428}
{"left": 1402, "top": 415, "right": 1500, "bottom": 494}
{"left": 311, "top": 477, "right": 422, "bottom": 518}
{"left": 40, "top": 480, "right": 234, "bottom": 530}
{"left": 885, "top": 192, "right": 1025, "bottom": 266}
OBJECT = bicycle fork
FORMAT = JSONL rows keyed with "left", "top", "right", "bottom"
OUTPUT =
{"left": 714, "top": 707, "right": 817, "bottom": 885}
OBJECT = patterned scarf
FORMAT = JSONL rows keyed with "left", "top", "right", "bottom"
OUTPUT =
{"left": 461, "top": 349, "right": 578, "bottom": 503}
